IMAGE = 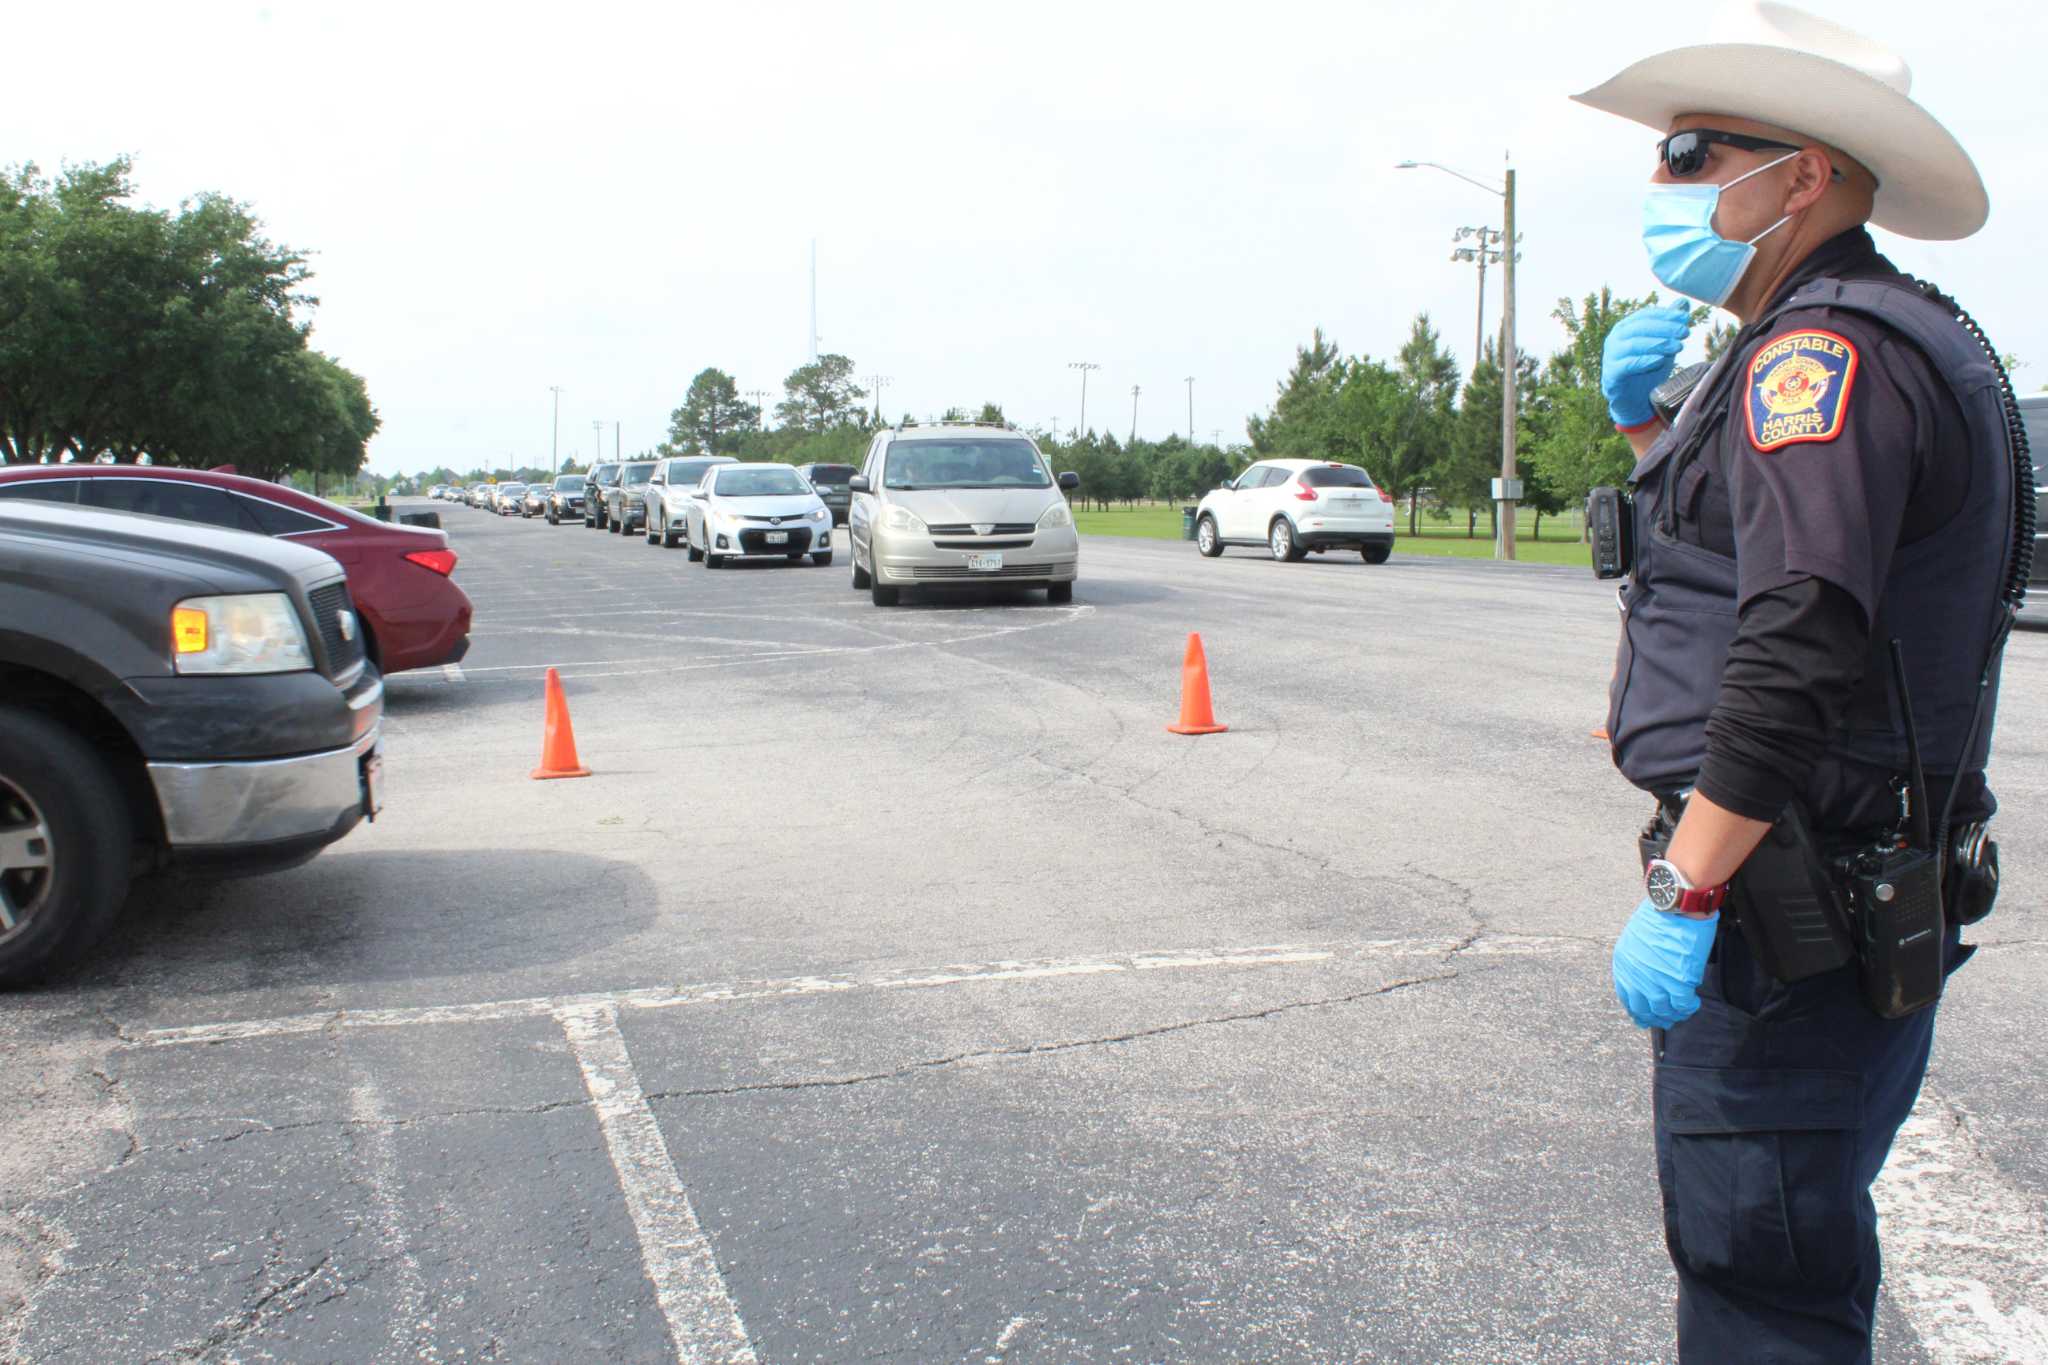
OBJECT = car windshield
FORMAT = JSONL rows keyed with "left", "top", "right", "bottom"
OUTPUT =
{"left": 884, "top": 439, "right": 1049, "bottom": 490}
{"left": 715, "top": 467, "right": 810, "bottom": 497}
{"left": 500, "top": 485, "right": 525, "bottom": 494}
{"left": 1299, "top": 465, "right": 1374, "bottom": 489}
{"left": 620, "top": 463, "right": 654, "bottom": 486}
{"left": 668, "top": 460, "right": 719, "bottom": 485}
{"left": 555, "top": 476, "right": 585, "bottom": 490}
{"left": 807, "top": 465, "right": 856, "bottom": 483}
{"left": 593, "top": 465, "right": 619, "bottom": 484}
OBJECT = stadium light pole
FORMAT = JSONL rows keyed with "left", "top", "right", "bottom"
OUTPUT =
{"left": 1396, "top": 158, "right": 1521, "bottom": 560}
{"left": 549, "top": 385, "right": 562, "bottom": 475}
{"left": 1068, "top": 362, "right": 1100, "bottom": 436}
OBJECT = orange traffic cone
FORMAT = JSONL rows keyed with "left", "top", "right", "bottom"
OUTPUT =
{"left": 530, "top": 667, "right": 592, "bottom": 779}
{"left": 1167, "top": 633, "right": 1229, "bottom": 736}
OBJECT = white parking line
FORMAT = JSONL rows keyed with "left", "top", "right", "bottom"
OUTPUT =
{"left": 558, "top": 1004, "right": 757, "bottom": 1364}
{"left": 132, "top": 937, "right": 1529, "bottom": 1047}
{"left": 1874, "top": 1099, "right": 2048, "bottom": 1362}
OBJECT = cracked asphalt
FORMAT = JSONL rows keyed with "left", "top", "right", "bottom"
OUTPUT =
{"left": 3, "top": 500, "right": 2044, "bottom": 1362}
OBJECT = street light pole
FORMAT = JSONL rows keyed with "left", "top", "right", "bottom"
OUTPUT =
{"left": 1184, "top": 376, "right": 1194, "bottom": 444}
{"left": 1129, "top": 384, "right": 1141, "bottom": 443}
{"left": 549, "top": 385, "right": 562, "bottom": 475}
{"left": 1396, "top": 158, "right": 1522, "bottom": 560}
{"left": 592, "top": 420, "right": 603, "bottom": 471}
{"left": 1068, "top": 362, "right": 1099, "bottom": 436}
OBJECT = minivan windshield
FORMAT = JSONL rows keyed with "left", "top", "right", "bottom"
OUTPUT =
{"left": 883, "top": 439, "right": 1049, "bottom": 490}
{"left": 620, "top": 463, "right": 654, "bottom": 486}
{"left": 715, "top": 466, "right": 810, "bottom": 497}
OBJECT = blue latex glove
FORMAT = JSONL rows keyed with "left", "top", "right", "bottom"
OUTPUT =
{"left": 1612, "top": 898, "right": 1718, "bottom": 1029}
{"left": 1600, "top": 302, "right": 1693, "bottom": 427}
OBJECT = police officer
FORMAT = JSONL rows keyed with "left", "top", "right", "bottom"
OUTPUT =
{"left": 1574, "top": 3, "right": 2024, "bottom": 1359}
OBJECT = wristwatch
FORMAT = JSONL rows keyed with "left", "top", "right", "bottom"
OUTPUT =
{"left": 1645, "top": 858, "right": 1729, "bottom": 918}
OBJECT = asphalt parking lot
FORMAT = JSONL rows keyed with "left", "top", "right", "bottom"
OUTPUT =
{"left": 4, "top": 498, "right": 2044, "bottom": 1363}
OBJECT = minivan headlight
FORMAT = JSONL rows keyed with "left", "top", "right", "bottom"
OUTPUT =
{"left": 1039, "top": 501, "right": 1073, "bottom": 529}
{"left": 882, "top": 505, "right": 927, "bottom": 534}
{"left": 171, "top": 593, "right": 314, "bottom": 674}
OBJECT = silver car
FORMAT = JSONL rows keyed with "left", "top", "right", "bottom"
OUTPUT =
{"left": 684, "top": 462, "right": 834, "bottom": 566}
{"left": 645, "top": 455, "right": 737, "bottom": 548}
{"left": 847, "top": 421, "right": 1081, "bottom": 606}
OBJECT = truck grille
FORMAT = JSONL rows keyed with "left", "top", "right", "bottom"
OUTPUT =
{"left": 308, "top": 580, "right": 365, "bottom": 675}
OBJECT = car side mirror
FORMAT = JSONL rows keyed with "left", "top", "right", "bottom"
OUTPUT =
{"left": 848, "top": 475, "right": 871, "bottom": 494}
{"left": 1058, "top": 471, "right": 1080, "bottom": 491}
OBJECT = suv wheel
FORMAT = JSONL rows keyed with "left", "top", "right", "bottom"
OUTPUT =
{"left": 0, "top": 707, "right": 133, "bottom": 987}
{"left": 1363, "top": 544, "right": 1391, "bottom": 565}
{"left": 1197, "top": 515, "right": 1222, "bottom": 557}
{"left": 1269, "top": 518, "right": 1304, "bottom": 562}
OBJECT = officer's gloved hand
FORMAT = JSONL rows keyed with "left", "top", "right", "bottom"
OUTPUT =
{"left": 1612, "top": 898, "right": 1718, "bottom": 1029}
{"left": 1600, "top": 302, "right": 1693, "bottom": 428}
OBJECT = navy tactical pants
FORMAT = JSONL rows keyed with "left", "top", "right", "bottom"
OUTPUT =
{"left": 1652, "top": 922, "right": 1960, "bottom": 1363}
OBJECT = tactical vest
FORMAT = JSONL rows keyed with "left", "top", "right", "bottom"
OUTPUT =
{"left": 1607, "top": 277, "right": 2020, "bottom": 810}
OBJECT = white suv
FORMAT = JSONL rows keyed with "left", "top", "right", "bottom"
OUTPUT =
{"left": 1194, "top": 459, "right": 1395, "bottom": 563}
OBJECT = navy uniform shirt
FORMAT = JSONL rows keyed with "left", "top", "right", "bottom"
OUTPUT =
{"left": 1672, "top": 228, "right": 1984, "bottom": 832}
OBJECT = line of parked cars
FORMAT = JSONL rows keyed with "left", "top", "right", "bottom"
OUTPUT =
{"left": 0, "top": 462, "right": 474, "bottom": 984}
{"left": 442, "top": 424, "right": 1087, "bottom": 605}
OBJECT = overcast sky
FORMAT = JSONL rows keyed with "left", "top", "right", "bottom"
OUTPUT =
{"left": 16, "top": 0, "right": 2044, "bottom": 475}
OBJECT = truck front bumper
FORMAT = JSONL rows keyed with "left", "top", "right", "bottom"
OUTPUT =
{"left": 147, "top": 677, "right": 384, "bottom": 872}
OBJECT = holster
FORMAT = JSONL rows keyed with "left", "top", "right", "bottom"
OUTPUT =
{"left": 1640, "top": 799, "right": 1855, "bottom": 984}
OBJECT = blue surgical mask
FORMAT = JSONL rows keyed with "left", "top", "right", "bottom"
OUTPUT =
{"left": 1642, "top": 151, "right": 1799, "bottom": 306}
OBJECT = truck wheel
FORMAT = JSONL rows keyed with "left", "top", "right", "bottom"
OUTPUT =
{"left": 0, "top": 707, "right": 133, "bottom": 988}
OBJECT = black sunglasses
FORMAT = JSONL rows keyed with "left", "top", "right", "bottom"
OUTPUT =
{"left": 1656, "top": 129, "right": 1806, "bottom": 177}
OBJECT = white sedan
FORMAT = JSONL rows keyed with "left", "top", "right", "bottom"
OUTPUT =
{"left": 1193, "top": 458, "right": 1395, "bottom": 563}
{"left": 684, "top": 463, "right": 835, "bottom": 568}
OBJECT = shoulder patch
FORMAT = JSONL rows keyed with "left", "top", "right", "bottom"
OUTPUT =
{"left": 1746, "top": 328, "right": 1858, "bottom": 452}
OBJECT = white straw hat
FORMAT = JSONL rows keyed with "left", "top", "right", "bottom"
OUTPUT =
{"left": 1572, "top": 0, "right": 1988, "bottom": 240}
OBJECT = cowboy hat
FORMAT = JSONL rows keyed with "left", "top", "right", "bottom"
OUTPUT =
{"left": 1572, "top": 0, "right": 1987, "bottom": 240}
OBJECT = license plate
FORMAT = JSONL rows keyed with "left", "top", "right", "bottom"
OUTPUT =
{"left": 360, "top": 750, "right": 384, "bottom": 821}
{"left": 765, "top": 531, "right": 788, "bottom": 544}
{"left": 967, "top": 553, "right": 1003, "bottom": 572}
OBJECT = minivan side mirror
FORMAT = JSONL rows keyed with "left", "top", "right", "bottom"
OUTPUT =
{"left": 848, "top": 474, "right": 871, "bottom": 494}
{"left": 1057, "top": 471, "right": 1080, "bottom": 491}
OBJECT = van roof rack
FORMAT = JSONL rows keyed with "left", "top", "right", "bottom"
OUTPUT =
{"left": 892, "top": 417, "right": 1016, "bottom": 434}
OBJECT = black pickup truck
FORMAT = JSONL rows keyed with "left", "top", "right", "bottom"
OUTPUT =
{"left": 0, "top": 501, "right": 384, "bottom": 984}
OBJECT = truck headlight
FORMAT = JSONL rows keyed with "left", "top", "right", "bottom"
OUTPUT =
{"left": 882, "top": 505, "right": 927, "bottom": 534}
{"left": 1039, "top": 502, "right": 1073, "bottom": 529}
{"left": 171, "top": 593, "right": 314, "bottom": 674}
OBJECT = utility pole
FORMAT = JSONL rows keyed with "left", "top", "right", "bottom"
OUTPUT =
{"left": 592, "top": 420, "right": 603, "bottom": 470}
{"left": 1183, "top": 376, "right": 1195, "bottom": 444}
{"left": 808, "top": 239, "right": 819, "bottom": 363}
{"left": 1395, "top": 156, "right": 1523, "bottom": 560}
{"left": 1068, "top": 362, "right": 1099, "bottom": 436}
{"left": 1451, "top": 226, "right": 1504, "bottom": 374}
{"left": 867, "top": 375, "right": 891, "bottom": 426}
{"left": 1499, "top": 165, "right": 1519, "bottom": 561}
{"left": 614, "top": 421, "right": 621, "bottom": 462}
{"left": 1129, "top": 384, "right": 1141, "bottom": 443}
{"left": 549, "top": 385, "right": 562, "bottom": 475}
{"left": 747, "top": 390, "right": 770, "bottom": 430}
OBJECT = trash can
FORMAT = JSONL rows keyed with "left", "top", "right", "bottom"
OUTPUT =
{"left": 1182, "top": 506, "right": 1199, "bottom": 541}
{"left": 400, "top": 510, "right": 442, "bottom": 529}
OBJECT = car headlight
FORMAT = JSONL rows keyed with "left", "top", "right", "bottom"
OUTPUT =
{"left": 1039, "top": 501, "right": 1073, "bottom": 529}
{"left": 171, "top": 593, "right": 315, "bottom": 674}
{"left": 808, "top": 507, "right": 828, "bottom": 522}
{"left": 882, "top": 505, "right": 927, "bottom": 534}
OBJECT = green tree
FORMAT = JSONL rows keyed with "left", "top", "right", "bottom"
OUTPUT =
{"left": 775, "top": 353, "right": 865, "bottom": 432}
{"left": 977, "top": 402, "right": 1006, "bottom": 424}
{"left": 665, "top": 368, "right": 758, "bottom": 454}
{"left": 1388, "top": 314, "right": 1460, "bottom": 533}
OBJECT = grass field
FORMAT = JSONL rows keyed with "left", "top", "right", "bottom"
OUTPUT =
{"left": 1073, "top": 504, "right": 1593, "bottom": 568}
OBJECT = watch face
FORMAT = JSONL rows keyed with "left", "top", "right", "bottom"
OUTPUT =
{"left": 1646, "top": 861, "right": 1682, "bottom": 911}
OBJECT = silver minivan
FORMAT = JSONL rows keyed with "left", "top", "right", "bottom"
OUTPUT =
{"left": 847, "top": 421, "right": 1082, "bottom": 606}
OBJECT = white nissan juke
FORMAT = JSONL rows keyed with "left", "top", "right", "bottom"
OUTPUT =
{"left": 684, "top": 462, "right": 835, "bottom": 568}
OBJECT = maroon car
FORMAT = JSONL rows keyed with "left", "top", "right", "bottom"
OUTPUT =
{"left": 0, "top": 465, "right": 471, "bottom": 674}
